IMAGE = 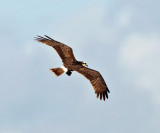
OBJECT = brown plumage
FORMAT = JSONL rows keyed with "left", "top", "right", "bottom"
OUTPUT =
{"left": 74, "top": 67, "right": 110, "bottom": 101}
{"left": 50, "top": 67, "right": 65, "bottom": 76}
{"left": 35, "top": 35, "right": 110, "bottom": 101}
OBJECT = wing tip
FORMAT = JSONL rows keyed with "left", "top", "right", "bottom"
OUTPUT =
{"left": 44, "top": 35, "right": 53, "bottom": 40}
{"left": 96, "top": 89, "right": 109, "bottom": 101}
{"left": 34, "top": 35, "right": 61, "bottom": 44}
{"left": 34, "top": 35, "right": 45, "bottom": 42}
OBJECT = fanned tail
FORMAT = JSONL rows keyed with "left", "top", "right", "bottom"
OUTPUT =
{"left": 50, "top": 67, "right": 66, "bottom": 76}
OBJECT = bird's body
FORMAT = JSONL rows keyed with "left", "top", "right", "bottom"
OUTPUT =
{"left": 35, "top": 35, "right": 110, "bottom": 101}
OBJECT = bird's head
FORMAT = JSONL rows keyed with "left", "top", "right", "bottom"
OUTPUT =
{"left": 81, "top": 61, "right": 88, "bottom": 67}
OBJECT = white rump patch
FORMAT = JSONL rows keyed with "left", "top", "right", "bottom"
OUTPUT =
{"left": 60, "top": 66, "right": 68, "bottom": 72}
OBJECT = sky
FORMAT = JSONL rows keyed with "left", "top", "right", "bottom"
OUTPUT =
{"left": 0, "top": 0, "right": 160, "bottom": 133}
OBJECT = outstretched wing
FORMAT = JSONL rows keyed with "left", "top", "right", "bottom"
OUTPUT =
{"left": 35, "top": 35, "right": 76, "bottom": 63}
{"left": 73, "top": 67, "right": 110, "bottom": 101}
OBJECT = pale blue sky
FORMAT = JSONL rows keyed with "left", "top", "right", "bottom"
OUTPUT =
{"left": 0, "top": 0, "right": 160, "bottom": 133}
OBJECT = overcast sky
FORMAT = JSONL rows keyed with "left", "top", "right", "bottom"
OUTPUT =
{"left": 0, "top": 0, "right": 160, "bottom": 133}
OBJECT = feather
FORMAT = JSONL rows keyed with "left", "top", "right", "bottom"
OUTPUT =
{"left": 35, "top": 35, "right": 76, "bottom": 63}
{"left": 74, "top": 67, "right": 110, "bottom": 101}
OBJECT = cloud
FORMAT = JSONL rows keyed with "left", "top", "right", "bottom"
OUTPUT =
{"left": 49, "top": 3, "right": 118, "bottom": 48}
{"left": 116, "top": 7, "right": 133, "bottom": 27}
{"left": 118, "top": 33, "right": 160, "bottom": 104}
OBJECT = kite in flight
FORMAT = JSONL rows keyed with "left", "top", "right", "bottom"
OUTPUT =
{"left": 35, "top": 35, "right": 110, "bottom": 101}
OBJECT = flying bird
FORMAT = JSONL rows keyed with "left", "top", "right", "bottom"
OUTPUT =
{"left": 35, "top": 35, "right": 110, "bottom": 101}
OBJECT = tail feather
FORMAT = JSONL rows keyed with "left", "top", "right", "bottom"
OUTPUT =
{"left": 50, "top": 67, "right": 65, "bottom": 76}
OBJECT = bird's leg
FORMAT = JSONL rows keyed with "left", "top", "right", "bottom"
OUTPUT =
{"left": 66, "top": 70, "right": 72, "bottom": 76}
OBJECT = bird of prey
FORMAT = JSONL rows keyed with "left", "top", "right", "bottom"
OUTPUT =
{"left": 35, "top": 35, "right": 110, "bottom": 101}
